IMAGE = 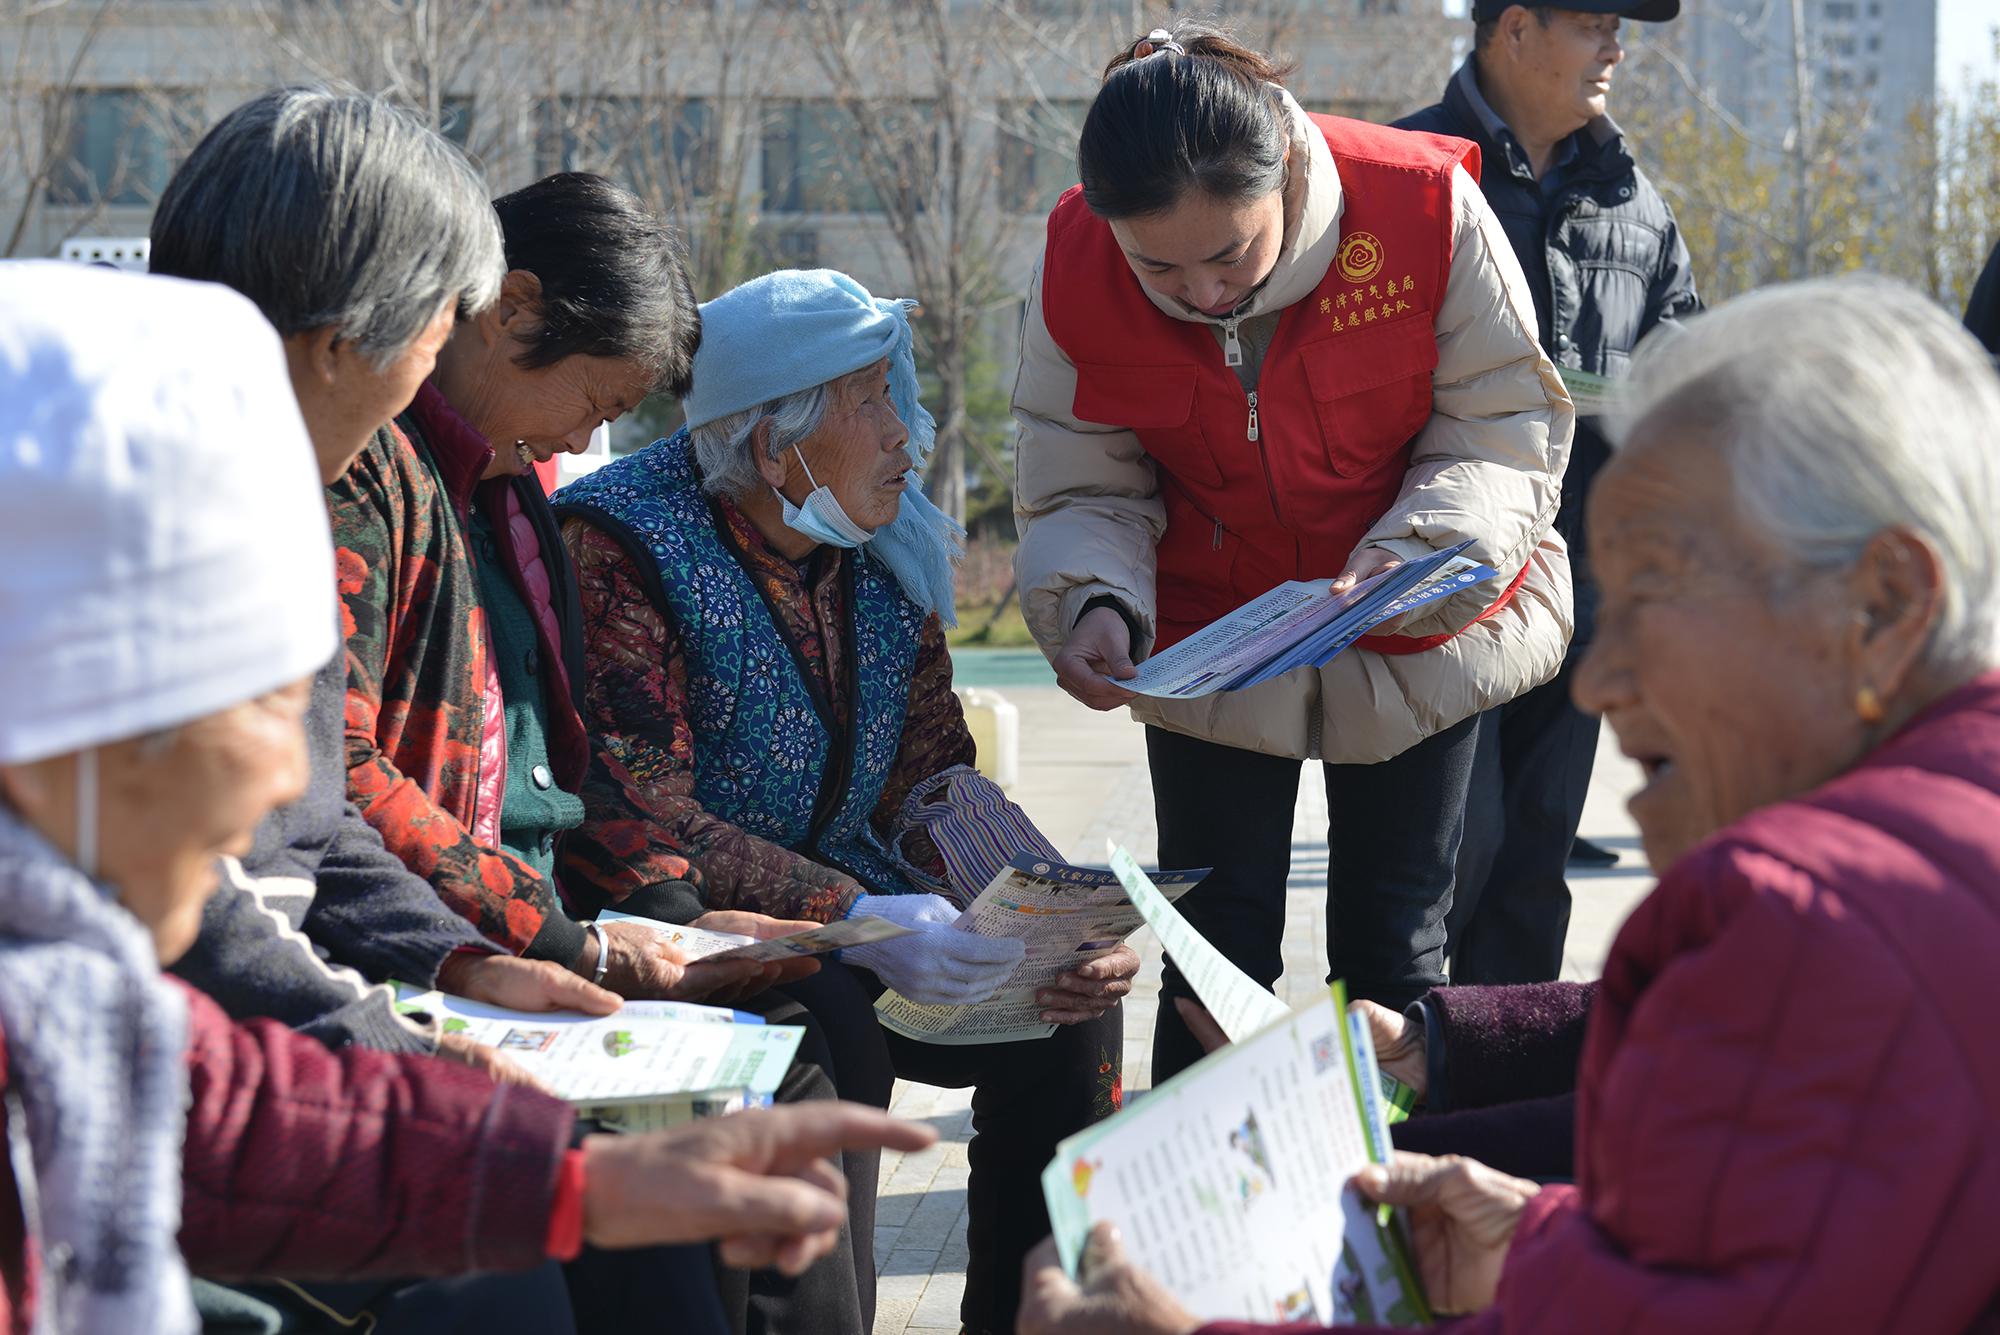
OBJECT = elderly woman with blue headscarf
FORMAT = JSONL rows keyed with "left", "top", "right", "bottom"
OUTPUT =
{"left": 556, "top": 269, "right": 1136, "bottom": 1335}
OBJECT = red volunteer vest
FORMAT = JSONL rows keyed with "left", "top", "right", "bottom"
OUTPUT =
{"left": 1045, "top": 114, "right": 1506, "bottom": 651}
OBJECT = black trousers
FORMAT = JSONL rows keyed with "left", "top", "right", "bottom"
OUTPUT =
{"left": 1447, "top": 644, "right": 1599, "bottom": 985}
{"left": 779, "top": 960, "right": 1122, "bottom": 1335}
{"left": 711, "top": 989, "right": 870, "bottom": 1335}
{"left": 1147, "top": 715, "right": 1480, "bottom": 1082}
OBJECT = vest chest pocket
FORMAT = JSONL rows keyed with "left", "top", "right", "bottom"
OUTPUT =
{"left": 1071, "top": 362, "right": 1223, "bottom": 489}
{"left": 1299, "top": 317, "right": 1439, "bottom": 478}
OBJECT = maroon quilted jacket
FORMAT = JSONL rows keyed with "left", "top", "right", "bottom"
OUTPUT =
{"left": 0, "top": 982, "right": 577, "bottom": 1328}
{"left": 1204, "top": 673, "right": 2000, "bottom": 1335}
{"left": 174, "top": 978, "right": 577, "bottom": 1279}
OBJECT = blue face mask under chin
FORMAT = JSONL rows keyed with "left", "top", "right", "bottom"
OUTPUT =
{"left": 776, "top": 446, "right": 875, "bottom": 549}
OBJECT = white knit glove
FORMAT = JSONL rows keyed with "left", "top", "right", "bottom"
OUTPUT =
{"left": 843, "top": 893, "right": 1025, "bottom": 1006}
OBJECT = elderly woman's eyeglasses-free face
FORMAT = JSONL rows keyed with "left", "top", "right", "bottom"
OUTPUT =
{"left": 779, "top": 360, "right": 914, "bottom": 536}
{"left": 1574, "top": 430, "right": 1886, "bottom": 873}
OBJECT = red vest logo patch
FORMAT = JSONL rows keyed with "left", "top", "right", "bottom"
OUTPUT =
{"left": 1336, "top": 231, "right": 1384, "bottom": 284}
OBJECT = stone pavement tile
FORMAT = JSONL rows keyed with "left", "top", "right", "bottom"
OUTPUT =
{"left": 910, "top": 1269, "right": 968, "bottom": 1330}
{"left": 876, "top": 1258, "right": 937, "bottom": 1329}
{"left": 874, "top": 1225, "right": 903, "bottom": 1269}
{"left": 901, "top": 1170, "right": 969, "bottom": 1238}
{"left": 875, "top": 1181, "right": 925, "bottom": 1229}
{"left": 873, "top": 1294, "right": 919, "bottom": 1335}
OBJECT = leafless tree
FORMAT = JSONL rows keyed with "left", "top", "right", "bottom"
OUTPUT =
{"left": 0, "top": 0, "right": 204, "bottom": 256}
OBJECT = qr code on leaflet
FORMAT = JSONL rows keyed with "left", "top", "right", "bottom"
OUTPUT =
{"left": 1311, "top": 1035, "right": 1338, "bottom": 1076}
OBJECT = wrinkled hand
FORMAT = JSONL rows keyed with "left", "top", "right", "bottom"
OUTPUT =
{"left": 1040, "top": 944, "right": 1139, "bottom": 1024}
{"left": 1018, "top": 1226, "right": 1200, "bottom": 1335}
{"left": 437, "top": 952, "right": 623, "bottom": 1016}
{"left": 1350, "top": 998, "right": 1426, "bottom": 1102}
{"left": 1054, "top": 606, "right": 1139, "bottom": 712}
{"left": 1335, "top": 545, "right": 1410, "bottom": 635}
{"left": 436, "top": 1031, "right": 552, "bottom": 1095}
{"left": 1172, "top": 997, "right": 1232, "bottom": 1055}
{"left": 1353, "top": 1152, "right": 1538, "bottom": 1315}
{"left": 694, "top": 910, "right": 817, "bottom": 941}
{"left": 581, "top": 1102, "right": 936, "bottom": 1272}
{"left": 687, "top": 910, "right": 822, "bottom": 996}
{"left": 843, "top": 893, "right": 1025, "bottom": 1005}
{"left": 586, "top": 919, "right": 693, "bottom": 998}
{"left": 583, "top": 919, "right": 787, "bottom": 1003}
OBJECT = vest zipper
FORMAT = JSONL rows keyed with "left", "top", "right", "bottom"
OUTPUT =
{"left": 1246, "top": 387, "right": 1282, "bottom": 519}
{"left": 1221, "top": 316, "right": 1244, "bottom": 368}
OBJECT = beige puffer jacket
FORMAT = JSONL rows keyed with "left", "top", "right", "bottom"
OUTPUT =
{"left": 1012, "top": 91, "right": 1575, "bottom": 764}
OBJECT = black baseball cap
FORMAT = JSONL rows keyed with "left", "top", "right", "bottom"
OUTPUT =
{"left": 1471, "top": 0, "right": 1681, "bottom": 21}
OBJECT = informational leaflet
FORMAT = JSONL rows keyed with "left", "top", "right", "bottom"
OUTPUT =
{"left": 393, "top": 986, "right": 803, "bottom": 1118}
{"left": 596, "top": 908, "right": 913, "bottom": 963}
{"left": 1041, "top": 985, "right": 1428, "bottom": 1327}
{"left": 1107, "top": 844, "right": 1287, "bottom": 1042}
{"left": 1111, "top": 844, "right": 1416, "bottom": 1123}
{"left": 874, "top": 854, "right": 1207, "bottom": 1045}
{"left": 1121, "top": 542, "right": 1499, "bottom": 700}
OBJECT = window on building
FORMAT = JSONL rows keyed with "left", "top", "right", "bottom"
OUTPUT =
{"left": 761, "top": 100, "right": 932, "bottom": 214}
{"left": 536, "top": 95, "right": 714, "bottom": 200}
{"left": 46, "top": 88, "right": 202, "bottom": 206}
{"left": 996, "top": 100, "right": 1086, "bottom": 214}
{"left": 1823, "top": 0, "right": 1856, "bottom": 18}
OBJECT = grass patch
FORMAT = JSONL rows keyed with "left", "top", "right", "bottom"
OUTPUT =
{"left": 948, "top": 599, "right": 1039, "bottom": 649}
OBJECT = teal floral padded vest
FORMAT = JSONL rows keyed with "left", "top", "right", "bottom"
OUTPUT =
{"left": 555, "top": 430, "right": 925, "bottom": 894}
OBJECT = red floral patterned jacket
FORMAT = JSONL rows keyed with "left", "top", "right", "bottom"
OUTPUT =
{"left": 328, "top": 396, "right": 588, "bottom": 962}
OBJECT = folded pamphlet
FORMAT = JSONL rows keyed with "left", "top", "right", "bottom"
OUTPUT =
{"left": 394, "top": 985, "right": 803, "bottom": 1130}
{"left": 1108, "top": 845, "right": 1414, "bottom": 1120}
{"left": 1119, "top": 541, "right": 1499, "bottom": 701}
{"left": 873, "top": 854, "right": 1207, "bottom": 1045}
{"left": 1042, "top": 984, "right": 1427, "bottom": 1325}
{"left": 1040, "top": 957, "right": 1428, "bottom": 1325}
{"left": 595, "top": 908, "right": 913, "bottom": 962}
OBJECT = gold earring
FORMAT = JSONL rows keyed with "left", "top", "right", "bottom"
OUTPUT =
{"left": 1856, "top": 684, "right": 1885, "bottom": 724}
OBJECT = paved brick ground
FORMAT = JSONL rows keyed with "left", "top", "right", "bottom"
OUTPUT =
{"left": 870, "top": 687, "right": 1652, "bottom": 1335}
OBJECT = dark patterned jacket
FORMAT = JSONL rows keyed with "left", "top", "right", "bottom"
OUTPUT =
{"left": 328, "top": 386, "right": 589, "bottom": 961}
{"left": 556, "top": 492, "right": 975, "bottom": 925}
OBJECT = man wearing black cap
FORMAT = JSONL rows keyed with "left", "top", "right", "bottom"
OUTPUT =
{"left": 1396, "top": 2, "right": 1700, "bottom": 984}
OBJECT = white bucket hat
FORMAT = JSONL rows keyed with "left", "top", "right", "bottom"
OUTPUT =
{"left": 0, "top": 262, "right": 337, "bottom": 764}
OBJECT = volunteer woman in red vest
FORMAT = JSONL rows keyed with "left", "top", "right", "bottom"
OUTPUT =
{"left": 1013, "top": 20, "right": 1576, "bottom": 1080}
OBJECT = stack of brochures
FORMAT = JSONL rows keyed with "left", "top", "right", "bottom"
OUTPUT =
{"left": 1032, "top": 848, "right": 1431, "bottom": 1326}
{"left": 1122, "top": 540, "right": 1499, "bottom": 700}
{"left": 394, "top": 985, "right": 805, "bottom": 1132}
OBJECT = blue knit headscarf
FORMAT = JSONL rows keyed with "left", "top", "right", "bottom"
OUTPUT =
{"left": 684, "top": 269, "right": 965, "bottom": 626}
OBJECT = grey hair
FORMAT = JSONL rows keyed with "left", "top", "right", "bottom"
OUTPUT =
{"left": 690, "top": 383, "right": 832, "bottom": 500}
{"left": 150, "top": 86, "right": 505, "bottom": 368}
{"left": 1609, "top": 275, "right": 2000, "bottom": 679}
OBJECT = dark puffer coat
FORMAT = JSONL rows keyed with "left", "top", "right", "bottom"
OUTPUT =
{"left": 1397, "top": 59, "right": 1700, "bottom": 571}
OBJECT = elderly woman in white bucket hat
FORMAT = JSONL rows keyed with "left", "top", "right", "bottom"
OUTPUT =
{"left": 0, "top": 263, "right": 932, "bottom": 1334}
{"left": 0, "top": 262, "right": 335, "bottom": 1332}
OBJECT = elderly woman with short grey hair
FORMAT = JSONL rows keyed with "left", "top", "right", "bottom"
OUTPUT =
{"left": 151, "top": 86, "right": 503, "bottom": 483}
{"left": 1020, "top": 276, "right": 2000, "bottom": 1335}
{"left": 151, "top": 86, "right": 618, "bottom": 1062}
